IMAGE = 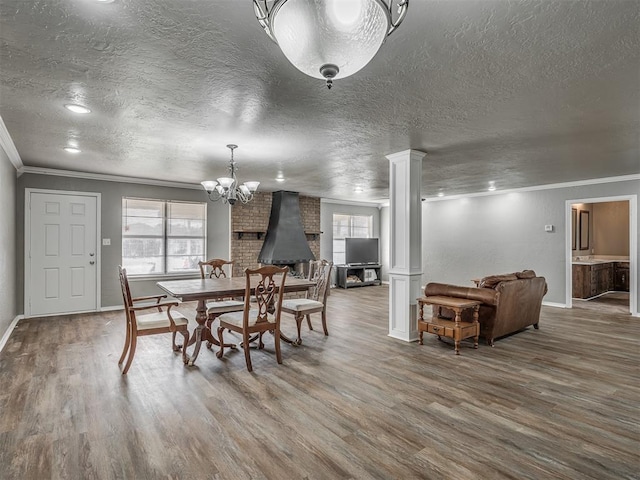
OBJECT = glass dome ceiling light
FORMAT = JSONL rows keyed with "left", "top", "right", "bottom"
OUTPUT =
{"left": 254, "top": 0, "right": 409, "bottom": 89}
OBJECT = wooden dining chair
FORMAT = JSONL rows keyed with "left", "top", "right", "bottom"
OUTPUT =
{"left": 216, "top": 265, "right": 288, "bottom": 372}
{"left": 198, "top": 258, "right": 244, "bottom": 349}
{"left": 281, "top": 260, "right": 333, "bottom": 345}
{"left": 118, "top": 265, "right": 190, "bottom": 374}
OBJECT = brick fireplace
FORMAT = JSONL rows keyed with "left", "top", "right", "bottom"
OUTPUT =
{"left": 230, "top": 191, "right": 320, "bottom": 277}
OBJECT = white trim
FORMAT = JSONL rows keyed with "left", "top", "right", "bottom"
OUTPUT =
{"left": 542, "top": 301, "right": 568, "bottom": 309}
{"left": 321, "top": 198, "right": 385, "bottom": 207}
{"left": 0, "top": 315, "right": 22, "bottom": 353}
{"left": 100, "top": 305, "right": 124, "bottom": 312}
{"left": 24, "top": 188, "right": 102, "bottom": 316}
{"left": 423, "top": 174, "right": 640, "bottom": 203}
{"left": 18, "top": 165, "right": 201, "bottom": 190}
{"left": 565, "top": 195, "right": 637, "bottom": 316}
{"left": 0, "top": 115, "right": 23, "bottom": 169}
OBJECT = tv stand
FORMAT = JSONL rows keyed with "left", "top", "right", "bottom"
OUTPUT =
{"left": 336, "top": 264, "right": 382, "bottom": 289}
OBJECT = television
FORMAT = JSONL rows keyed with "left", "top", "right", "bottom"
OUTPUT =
{"left": 345, "top": 238, "right": 379, "bottom": 265}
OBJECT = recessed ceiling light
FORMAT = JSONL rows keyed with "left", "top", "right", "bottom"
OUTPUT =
{"left": 96, "top": 0, "right": 114, "bottom": 3}
{"left": 64, "top": 104, "right": 91, "bottom": 114}
{"left": 354, "top": 187, "right": 364, "bottom": 193}
{"left": 488, "top": 181, "right": 496, "bottom": 192}
{"left": 63, "top": 146, "right": 81, "bottom": 153}
{"left": 437, "top": 192, "right": 444, "bottom": 197}
{"left": 275, "top": 176, "right": 285, "bottom": 182}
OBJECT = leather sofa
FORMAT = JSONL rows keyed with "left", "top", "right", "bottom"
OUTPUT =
{"left": 424, "top": 270, "right": 547, "bottom": 346}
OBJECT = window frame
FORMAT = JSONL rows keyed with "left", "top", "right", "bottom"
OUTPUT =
{"left": 122, "top": 197, "right": 207, "bottom": 278}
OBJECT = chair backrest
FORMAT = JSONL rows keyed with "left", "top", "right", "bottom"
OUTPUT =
{"left": 199, "top": 258, "right": 234, "bottom": 279}
{"left": 243, "top": 265, "right": 288, "bottom": 328}
{"left": 118, "top": 265, "right": 133, "bottom": 310}
{"left": 308, "top": 260, "right": 333, "bottom": 303}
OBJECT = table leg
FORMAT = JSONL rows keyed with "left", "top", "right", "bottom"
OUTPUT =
{"left": 473, "top": 305, "right": 480, "bottom": 349}
{"left": 186, "top": 300, "right": 236, "bottom": 366}
{"left": 453, "top": 308, "right": 461, "bottom": 355}
{"left": 418, "top": 302, "right": 424, "bottom": 345}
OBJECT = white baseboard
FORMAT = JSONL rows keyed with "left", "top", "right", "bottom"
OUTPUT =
{"left": 0, "top": 315, "right": 22, "bottom": 353}
{"left": 542, "top": 301, "right": 568, "bottom": 309}
{"left": 100, "top": 305, "right": 124, "bottom": 312}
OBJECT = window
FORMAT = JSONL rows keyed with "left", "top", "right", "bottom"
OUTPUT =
{"left": 122, "top": 198, "right": 206, "bottom": 275}
{"left": 332, "top": 213, "right": 373, "bottom": 265}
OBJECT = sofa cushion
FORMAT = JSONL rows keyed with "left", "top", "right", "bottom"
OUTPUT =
{"left": 516, "top": 269, "right": 536, "bottom": 279}
{"left": 479, "top": 274, "right": 518, "bottom": 289}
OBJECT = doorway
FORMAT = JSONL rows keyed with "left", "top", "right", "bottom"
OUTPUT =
{"left": 25, "top": 189, "right": 101, "bottom": 317}
{"left": 565, "top": 195, "right": 637, "bottom": 316}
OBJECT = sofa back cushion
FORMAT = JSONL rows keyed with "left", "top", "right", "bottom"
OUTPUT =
{"left": 479, "top": 274, "right": 518, "bottom": 289}
{"left": 424, "top": 282, "right": 498, "bottom": 306}
{"left": 516, "top": 269, "right": 536, "bottom": 279}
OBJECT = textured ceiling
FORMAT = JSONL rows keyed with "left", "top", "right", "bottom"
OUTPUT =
{"left": 0, "top": 0, "right": 638, "bottom": 202}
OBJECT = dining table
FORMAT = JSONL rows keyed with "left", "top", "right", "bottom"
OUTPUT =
{"left": 157, "top": 275, "right": 314, "bottom": 366}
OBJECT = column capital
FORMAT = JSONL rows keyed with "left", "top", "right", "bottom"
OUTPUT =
{"left": 386, "top": 149, "right": 427, "bottom": 163}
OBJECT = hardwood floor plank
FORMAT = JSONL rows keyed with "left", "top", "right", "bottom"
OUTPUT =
{"left": 0, "top": 285, "right": 638, "bottom": 479}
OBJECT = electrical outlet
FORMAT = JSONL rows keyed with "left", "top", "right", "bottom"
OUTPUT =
{"left": 102, "top": 238, "right": 111, "bottom": 246}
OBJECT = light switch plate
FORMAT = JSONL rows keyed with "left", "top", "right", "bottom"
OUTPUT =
{"left": 544, "top": 225, "right": 553, "bottom": 232}
{"left": 102, "top": 238, "right": 111, "bottom": 246}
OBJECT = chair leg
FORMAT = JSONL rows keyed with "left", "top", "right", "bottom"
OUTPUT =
{"left": 216, "top": 326, "right": 225, "bottom": 359}
{"left": 242, "top": 332, "right": 253, "bottom": 372}
{"left": 295, "top": 313, "right": 304, "bottom": 345}
{"left": 306, "top": 314, "right": 313, "bottom": 331}
{"left": 171, "top": 331, "right": 182, "bottom": 351}
{"left": 274, "top": 327, "right": 282, "bottom": 365}
{"left": 118, "top": 322, "right": 131, "bottom": 365}
{"left": 122, "top": 333, "right": 137, "bottom": 374}
{"left": 321, "top": 310, "right": 329, "bottom": 336}
{"left": 179, "top": 329, "right": 189, "bottom": 364}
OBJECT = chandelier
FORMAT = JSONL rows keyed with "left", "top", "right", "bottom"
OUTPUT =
{"left": 201, "top": 145, "right": 260, "bottom": 205}
{"left": 253, "top": 0, "right": 409, "bottom": 89}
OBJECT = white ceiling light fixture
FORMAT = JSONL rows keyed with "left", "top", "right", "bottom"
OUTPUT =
{"left": 488, "top": 181, "right": 496, "bottom": 192}
{"left": 64, "top": 104, "right": 91, "bottom": 114}
{"left": 201, "top": 145, "right": 260, "bottom": 206}
{"left": 253, "top": 0, "right": 409, "bottom": 89}
{"left": 63, "top": 146, "right": 81, "bottom": 153}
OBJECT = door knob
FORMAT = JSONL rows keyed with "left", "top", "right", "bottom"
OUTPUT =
{"left": 90, "top": 261, "right": 95, "bottom": 265}
{"left": 89, "top": 253, "right": 95, "bottom": 257}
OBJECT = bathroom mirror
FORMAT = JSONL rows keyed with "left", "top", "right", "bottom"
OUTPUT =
{"left": 579, "top": 210, "right": 589, "bottom": 250}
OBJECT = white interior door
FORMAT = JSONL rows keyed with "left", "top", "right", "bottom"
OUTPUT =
{"left": 26, "top": 190, "right": 100, "bottom": 316}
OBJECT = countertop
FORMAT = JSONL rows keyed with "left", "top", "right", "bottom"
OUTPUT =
{"left": 572, "top": 256, "right": 630, "bottom": 265}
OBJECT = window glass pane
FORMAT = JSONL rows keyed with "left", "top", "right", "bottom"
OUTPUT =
{"left": 167, "top": 219, "right": 205, "bottom": 237}
{"left": 168, "top": 202, "right": 206, "bottom": 220}
{"left": 123, "top": 217, "right": 163, "bottom": 236}
{"left": 122, "top": 238, "right": 165, "bottom": 274}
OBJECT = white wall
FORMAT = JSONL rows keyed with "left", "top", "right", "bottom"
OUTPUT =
{"left": 421, "top": 179, "right": 639, "bottom": 313}
{"left": 0, "top": 147, "right": 17, "bottom": 342}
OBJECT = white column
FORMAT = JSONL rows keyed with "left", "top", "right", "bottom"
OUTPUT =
{"left": 386, "top": 149, "right": 425, "bottom": 342}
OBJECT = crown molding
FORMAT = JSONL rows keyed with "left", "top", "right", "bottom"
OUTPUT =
{"left": 321, "top": 197, "right": 386, "bottom": 208}
{"left": 422, "top": 174, "right": 640, "bottom": 203}
{"left": 0, "top": 115, "right": 23, "bottom": 169}
{"left": 18, "top": 165, "right": 202, "bottom": 190}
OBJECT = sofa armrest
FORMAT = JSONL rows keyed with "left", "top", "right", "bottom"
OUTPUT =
{"left": 424, "top": 282, "right": 498, "bottom": 306}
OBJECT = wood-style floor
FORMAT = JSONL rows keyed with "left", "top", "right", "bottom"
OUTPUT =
{"left": 1, "top": 285, "right": 638, "bottom": 479}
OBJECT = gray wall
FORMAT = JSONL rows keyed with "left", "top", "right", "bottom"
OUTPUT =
{"left": 421, "top": 179, "right": 639, "bottom": 311}
{"left": 0, "top": 149, "right": 17, "bottom": 336}
{"left": 380, "top": 205, "right": 390, "bottom": 281}
{"left": 16, "top": 173, "right": 230, "bottom": 311}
